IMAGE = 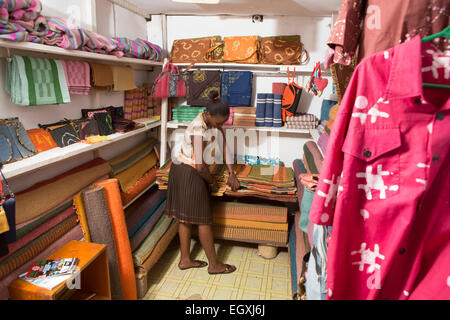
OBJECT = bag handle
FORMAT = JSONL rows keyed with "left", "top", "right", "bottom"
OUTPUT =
{"left": 0, "top": 163, "right": 13, "bottom": 199}
{"left": 222, "top": 40, "right": 260, "bottom": 63}
{"left": 300, "top": 47, "right": 310, "bottom": 65}
{"left": 0, "top": 131, "right": 13, "bottom": 164}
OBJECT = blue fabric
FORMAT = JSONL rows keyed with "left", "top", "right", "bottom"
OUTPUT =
{"left": 320, "top": 99, "right": 337, "bottom": 121}
{"left": 7, "top": 119, "right": 37, "bottom": 158}
{"left": 221, "top": 71, "right": 253, "bottom": 106}
{"left": 265, "top": 94, "right": 274, "bottom": 127}
{"left": 273, "top": 94, "right": 283, "bottom": 127}
{"left": 299, "top": 188, "right": 314, "bottom": 232}
{"left": 128, "top": 195, "right": 166, "bottom": 239}
{"left": 256, "top": 93, "right": 266, "bottom": 127}
{"left": 0, "top": 124, "right": 22, "bottom": 163}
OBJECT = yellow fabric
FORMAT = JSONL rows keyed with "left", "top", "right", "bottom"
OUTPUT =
{"left": 111, "top": 66, "right": 137, "bottom": 92}
{"left": 73, "top": 192, "right": 91, "bottom": 242}
{"left": 213, "top": 217, "right": 288, "bottom": 232}
{"left": 115, "top": 152, "right": 158, "bottom": 192}
{"left": 109, "top": 138, "right": 156, "bottom": 168}
{"left": 0, "top": 206, "right": 10, "bottom": 234}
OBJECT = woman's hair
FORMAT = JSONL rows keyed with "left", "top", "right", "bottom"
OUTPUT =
{"left": 206, "top": 91, "right": 230, "bottom": 118}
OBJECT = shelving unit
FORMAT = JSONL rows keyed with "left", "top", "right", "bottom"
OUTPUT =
{"left": 0, "top": 39, "right": 163, "bottom": 70}
{"left": 2, "top": 119, "right": 161, "bottom": 180}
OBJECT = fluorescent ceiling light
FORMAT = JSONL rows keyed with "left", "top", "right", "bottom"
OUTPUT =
{"left": 172, "top": 0, "right": 220, "bottom": 3}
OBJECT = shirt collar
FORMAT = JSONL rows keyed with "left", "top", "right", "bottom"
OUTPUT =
{"left": 385, "top": 35, "right": 423, "bottom": 100}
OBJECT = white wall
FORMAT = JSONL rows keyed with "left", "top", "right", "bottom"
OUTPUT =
{"left": 1, "top": 0, "right": 155, "bottom": 192}
{"left": 148, "top": 14, "right": 336, "bottom": 167}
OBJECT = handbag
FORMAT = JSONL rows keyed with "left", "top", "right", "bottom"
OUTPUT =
{"left": 222, "top": 36, "right": 259, "bottom": 64}
{"left": 0, "top": 165, "right": 16, "bottom": 244}
{"left": 281, "top": 68, "right": 303, "bottom": 122}
{"left": 260, "top": 37, "right": 309, "bottom": 65}
{"left": 170, "top": 38, "right": 212, "bottom": 63}
{"left": 0, "top": 118, "right": 37, "bottom": 163}
{"left": 151, "top": 62, "right": 187, "bottom": 99}
{"left": 205, "top": 37, "right": 225, "bottom": 63}
{"left": 93, "top": 112, "right": 115, "bottom": 136}
{"left": 27, "top": 128, "right": 59, "bottom": 153}
{"left": 39, "top": 121, "right": 80, "bottom": 148}
{"left": 186, "top": 70, "right": 221, "bottom": 106}
{"left": 73, "top": 118, "right": 100, "bottom": 139}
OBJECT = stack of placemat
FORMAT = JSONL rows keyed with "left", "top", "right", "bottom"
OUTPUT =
{"left": 285, "top": 114, "right": 319, "bottom": 129}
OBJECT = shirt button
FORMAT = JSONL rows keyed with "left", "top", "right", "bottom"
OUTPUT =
{"left": 433, "top": 155, "right": 440, "bottom": 163}
{"left": 399, "top": 248, "right": 406, "bottom": 255}
{"left": 436, "top": 113, "right": 444, "bottom": 120}
{"left": 363, "top": 149, "right": 372, "bottom": 158}
{"left": 414, "top": 98, "right": 422, "bottom": 104}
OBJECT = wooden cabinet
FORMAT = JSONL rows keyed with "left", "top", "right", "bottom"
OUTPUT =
{"left": 8, "top": 241, "right": 111, "bottom": 300}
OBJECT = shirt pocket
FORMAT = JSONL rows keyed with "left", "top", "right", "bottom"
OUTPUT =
{"left": 342, "top": 127, "right": 402, "bottom": 200}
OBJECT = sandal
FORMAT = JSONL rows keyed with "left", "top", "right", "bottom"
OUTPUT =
{"left": 178, "top": 260, "right": 208, "bottom": 270}
{"left": 208, "top": 264, "right": 237, "bottom": 275}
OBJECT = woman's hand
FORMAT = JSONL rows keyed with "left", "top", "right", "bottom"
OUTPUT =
{"left": 209, "top": 180, "right": 219, "bottom": 194}
{"left": 227, "top": 172, "right": 240, "bottom": 191}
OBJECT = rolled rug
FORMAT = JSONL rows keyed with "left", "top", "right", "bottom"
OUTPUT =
{"left": 83, "top": 185, "right": 123, "bottom": 300}
{"left": 94, "top": 179, "right": 137, "bottom": 300}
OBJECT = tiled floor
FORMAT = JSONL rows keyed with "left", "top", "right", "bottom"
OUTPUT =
{"left": 143, "top": 238, "right": 292, "bottom": 300}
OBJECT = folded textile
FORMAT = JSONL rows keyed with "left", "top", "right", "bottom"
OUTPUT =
{"left": 212, "top": 224, "right": 288, "bottom": 246}
{"left": 303, "top": 141, "right": 323, "bottom": 175}
{"left": 0, "top": 0, "right": 42, "bottom": 23}
{"left": 89, "top": 62, "right": 114, "bottom": 88}
{"left": 212, "top": 201, "right": 288, "bottom": 223}
{"left": 14, "top": 158, "right": 111, "bottom": 225}
{"left": 232, "top": 107, "right": 257, "bottom": 115}
{"left": 80, "top": 29, "right": 122, "bottom": 57}
{"left": 115, "top": 37, "right": 161, "bottom": 61}
{"left": 0, "top": 224, "right": 83, "bottom": 300}
{"left": 124, "top": 87, "right": 149, "bottom": 120}
{"left": 0, "top": 21, "right": 40, "bottom": 42}
{"left": 273, "top": 94, "right": 282, "bottom": 127}
{"left": 232, "top": 119, "right": 256, "bottom": 127}
{"left": 132, "top": 215, "right": 173, "bottom": 266}
{"left": 234, "top": 164, "right": 295, "bottom": 187}
{"left": 129, "top": 200, "right": 166, "bottom": 252}
{"left": 83, "top": 185, "right": 123, "bottom": 300}
{"left": 6, "top": 55, "right": 71, "bottom": 106}
{"left": 94, "top": 179, "right": 136, "bottom": 300}
{"left": 317, "top": 132, "right": 329, "bottom": 156}
{"left": 115, "top": 151, "right": 158, "bottom": 193}
{"left": 45, "top": 17, "right": 84, "bottom": 49}
{"left": 256, "top": 93, "right": 266, "bottom": 127}
{"left": 265, "top": 94, "right": 274, "bottom": 127}
{"left": 112, "top": 66, "right": 137, "bottom": 92}
{"left": 121, "top": 168, "right": 158, "bottom": 207}
{"left": 109, "top": 138, "right": 158, "bottom": 176}
{"left": 0, "top": 213, "right": 78, "bottom": 281}
{"left": 272, "top": 82, "right": 287, "bottom": 96}
{"left": 127, "top": 193, "right": 166, "bottom": 240}
{"left": 60, "top": 60, "right": 91, "bottom": 95}
{"left": 221, "top": 71, "right": 253, "bottom": 106}
{"left": 285, "top": 122, "right": 318, "bottom": 129}
{"left": 224, "top": 189, "right": 298, "bottom": 203}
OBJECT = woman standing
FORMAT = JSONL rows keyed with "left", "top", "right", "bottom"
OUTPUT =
{"left": 165, "top": 91, "right": 240, "bottom": 274}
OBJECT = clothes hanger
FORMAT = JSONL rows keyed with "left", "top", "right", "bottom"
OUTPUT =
{"left": 421, "top": 26, "right": 450, "bottom": 90}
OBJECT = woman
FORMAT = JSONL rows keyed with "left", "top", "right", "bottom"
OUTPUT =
{"left": 165, "top": 91, "right": 240, "bottom": 274}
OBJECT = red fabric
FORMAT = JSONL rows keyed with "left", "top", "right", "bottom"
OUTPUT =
{"left": 309, "top": 36, "right": 450, "bottom": 300}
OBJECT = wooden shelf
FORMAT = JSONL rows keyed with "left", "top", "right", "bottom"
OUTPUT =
{"left": 2, "top": 119, "right": 161, "bottom": 180}
{"left": 173, "top": 62, "right": 318, "bottom": 73}
{"left": 0, "top": 40, "right": 164, "bottom": 70}
{"left": 167, "top": 120, "right": 312, "bottom": 134}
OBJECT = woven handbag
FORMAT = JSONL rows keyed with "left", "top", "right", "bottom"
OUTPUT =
{"left": 170, "top": 38, "right": 212, "bottom": 63}
{"left": 281, "top": 68, "right": 303, "bottom": 122}
{"left": 151, "top": 62, "right": 187, "bottom": 98}
{"left": 260, "top": 37, "right": 309, "bottom": 65}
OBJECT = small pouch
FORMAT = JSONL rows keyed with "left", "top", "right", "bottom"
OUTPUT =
{"left": 223, "top": 36, "right": 260, "bottom": 64}
{"left": 0, "top": 119, "right": 23, "bottom": 164}
{"left": 27, "top": 128, "right": 59, "bottom": 152}
{"left": 93, "top": 112, "right": 115, "bottom": 136}
{"left": 74, "top": 118, "right": 100, "bottom": 139}
{"left": 40, "top": 121, "right": 80, "bottom": 148}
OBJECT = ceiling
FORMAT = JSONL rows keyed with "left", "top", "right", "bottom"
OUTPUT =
{"left": 128, "top": 0, "right": 342, "bottom": 16}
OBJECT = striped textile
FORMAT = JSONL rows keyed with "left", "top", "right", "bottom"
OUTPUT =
{"left": 0, "top": 214, "right": 78, "bottom": 280}
{"left": 115, "top": 151, "right": 158, "bottom": 193}
{"left": 286, "top": 114, "right": 318, "bottom": 122}
{"left": 6, "top": 55, "right": 71, "bottom": 106}
{"left": 224, "top": 189, "right": 298, "bottom": 203}
{"left": 80, "top": 29, "right": 122, "bottom": 57}
{"left": 239, "top": 182, "right": 297, "bottom": 195}
{"left": 45, "top": 17, "right": 83, "bottom": 49}
{"left": 14, "top": 158, "right": 111, "bottom": 225}
{"left": 302, "top": 141, "right": 323, "bottom": 175}
{"left": 256, "top": 93, "right": 266, "bottom": 127}
{"left": 234, "top": 164, "right": 295, "bottom": 187}
{"left": 115, "top": 37, "right": 161, "bottom": 61}
{"left": 127, "top": 194, "right": 166, "bottom": 240}
{"left": 109, "top": 138, "right": 159, "bottom": 176}
{"left": 212, "top": 225, "right": 288, "bottom": 246}
{"left": 0, "top": 21, "right": 41, "bottom": 42}
{"left": 121, "top": 168, "right": 158, "bottom": 207}
{"left": 264, "top": 94, "right": 274, "bottom": 127}
{"left": 273, "top": 94, "right": 283, "bottom": 127}
{"left": 0, "top": 0, "right": 42, "bottom": 22}
{"left": 0, "top": 224, "right": 83, "bottom": 300}
{"left": 285, "top": 122, "right": 318, "bottom": 129}
{"left": 132, "top": 215, "right": 173, "bottom": 266}
{"left": 124, "top": 87, "right": 149, "bottom": 120}
{"left": 212, "top": 201, "right": 288, "bottom": 223}
{"left": 317, "top": 132, "right": 329, "bottom": 156}
{"left": 213, "top": 217, "right": 288, "bottom": 232}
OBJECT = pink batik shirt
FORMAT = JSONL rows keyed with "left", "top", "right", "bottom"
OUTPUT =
{"left": 309, "top": 35, "right": 450, "bottom": 300}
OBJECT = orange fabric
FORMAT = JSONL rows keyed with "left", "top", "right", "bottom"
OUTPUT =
{"left": 94, "top": 179, "right": 137, "bottom": 300}
{"left": 121, "top": 168, "right": 158, "bottom": 208}
{"left": 223, "top": 36, "right": 259, "bottom": 64}
{"left": 27, "top": 129, "right": 58, "bottom": 152}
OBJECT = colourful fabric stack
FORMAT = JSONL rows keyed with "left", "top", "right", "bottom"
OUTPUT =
{"left": 6, "top": 55, "right": 71, "bottom": 106}
{"left": 172, "top": 106, "right": 206, "bottom": 123}
{"left": 124, "top": 87, "right": 150, "bottom": 120}
{"left": 285, "top": 114, "right": 319, "bottom": 129}
{"left": 255, "top": 93, "right": 282, "bottom": 127}
{"left": 232, "top": 107, "right": 256, "bottom": 127}
{"left": 115, "top": 37, "right": 161, "bottom": 61}
{"left": 60, "top": 60, "right": 91, "bottom": 95}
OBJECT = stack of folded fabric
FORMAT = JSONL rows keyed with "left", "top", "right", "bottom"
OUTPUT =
{"left": 156, "top": 160, "right": 228, "bottom": 197}
{"left": 0, "top": 158, "right": 111, "bottom": 300}
{"left": 211, "top": 201, "right": 289, "bottom": 246}
{"left": 60, "top": 60, "right": 91, "bottom": 95}
{"left": 232, "top": 107, "right": 257, "bottom": 127}
{"left": 285, "top": 114, "right": 319, "bottom": 129}
{"left": 256, "top": 93, "right": 283, "bottom": 127}
{"left": 115, "top": 38, "right": 162, "bottom": 61}
{"left": 6, "top": 55, "right": 71, "bottom": 106}
{"left": 172, "top": 106, "right": 206, "bottom": 123}
{"left": 124, "top": 87, "right": 149, "bottom": 120}
{"left": 108, "top": 138, "right": 160, "bottom": 207}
